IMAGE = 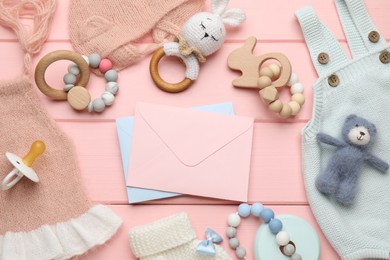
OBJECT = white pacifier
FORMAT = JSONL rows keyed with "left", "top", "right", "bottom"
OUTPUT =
{"left": 1, "top": 141, "right": 46, "bottom": 190}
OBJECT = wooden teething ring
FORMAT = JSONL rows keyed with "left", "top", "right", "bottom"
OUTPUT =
{"left": 149, "top": 47, "right": 193, "bottom": 93}
{"left": 34, "top": 50, "right": 90, "bottom": 100}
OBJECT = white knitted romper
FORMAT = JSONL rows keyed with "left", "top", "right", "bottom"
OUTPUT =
{"left": 296, "top": 0, "right": 390, "bottom": 259}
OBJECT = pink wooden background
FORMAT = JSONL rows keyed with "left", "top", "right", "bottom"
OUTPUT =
{"left": 1, "top": 0, "right": 389, "bottom": 259}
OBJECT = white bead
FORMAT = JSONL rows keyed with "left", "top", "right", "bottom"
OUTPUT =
{"left": 106, "top": 82, "right": 119, "bottom": 95}
{"left": 283, "top": 244, "right": 296, "bottom": 256}
{"left": 102, "top": 91, "right": 115, "bottom": 106}
{"left": 82, "top": 55, "right": 90, "bottom": 65}
{"left": 68, "top": 64, "right": 80, "bottom": 75}
{"left": 287, "top": 73, "right": 299, "bottom": 86}
{"left": 291, "top": 253, "right": 302, "bottom": 260}
{"left": 64, "top": 84, "right": 74, "bottom": 92}
{"left": 87, "top": 101, "right": 94, "bottom": 112}
{"left": 269, "top": 64, "right": 281, "bottom": 78}
{"left": 227, "top": 213, "right": 241, "bottom": 227}
{"left": 93, "top": 98, "right": 106, "bottom": 112}
{"left": 276, "top": 231, "right": 290, "bottom": 246}
{"left": 290, "top": 83, "right": 304, "bottom": 94}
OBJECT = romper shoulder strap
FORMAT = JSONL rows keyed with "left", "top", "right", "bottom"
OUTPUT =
{"left": 295, "top": 6, "right": 350, "bottom": 77}
{"left": 0, "top": 0, "right": 56, "bottom": 76}
{"left": 335, "top": 0, "right": 388, "bottom": 59}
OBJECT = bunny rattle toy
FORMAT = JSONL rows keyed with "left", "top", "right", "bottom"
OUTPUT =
{"left": 150, "top": 0, "right": 246, "bottom": 93}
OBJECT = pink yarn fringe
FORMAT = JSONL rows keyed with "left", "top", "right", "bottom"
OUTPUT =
{"left": 0, "top": 0, "right": 56, "bottom": 75}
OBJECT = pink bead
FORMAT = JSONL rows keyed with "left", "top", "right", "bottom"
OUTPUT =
{"left": 99, "top": 59, "right": 113, "bottom": 73}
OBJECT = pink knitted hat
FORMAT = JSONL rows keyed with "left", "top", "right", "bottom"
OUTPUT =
{"left": 69, "top": 0, "right": 205, "bottom": 72}
{"left": 0, "top": 1, "right": 122, "bottom": 259}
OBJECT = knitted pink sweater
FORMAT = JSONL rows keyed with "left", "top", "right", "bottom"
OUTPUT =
{"left": 0, "top": 1, "right": 121, "bottom": 259}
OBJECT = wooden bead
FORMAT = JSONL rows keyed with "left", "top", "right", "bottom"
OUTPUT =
{"left": 259, "top": 86, "right": 279, "bottom": 104}
{"left": 259, "top": 67, "right": 274, "bottom": 79}
{"left": 292, "top": 93, "right": 305, "bottom": 106}
{"left": 67, "top": 86, "right": 91, "bottom": 111}
{"left": 289, "top": 101, "right": 301, "bottom": 116}
{"left": 268, "top": 64, "right": 281, "bottom": 79}
{"left": 279, "top": 104, "right": 293, "bottom": 118}
{"left": 257, "top": 76, "right": 272, "bottom": 89}
{"left": 268, "top": 100, "right": 283, "bottom": 113}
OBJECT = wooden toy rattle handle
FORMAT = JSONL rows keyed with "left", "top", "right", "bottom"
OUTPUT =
{"left": 150, "top": 47, "right": 194, "bottom": 93}
{"left": 35, "top": 50, "right": 90, "bottom": 100}
{"left": 22, "top": 141, "right": 46, "bottom": 167}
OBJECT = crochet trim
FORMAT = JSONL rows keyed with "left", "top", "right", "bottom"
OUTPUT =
{"left": 0, "top": 205, "right": 122, "bottom": 260}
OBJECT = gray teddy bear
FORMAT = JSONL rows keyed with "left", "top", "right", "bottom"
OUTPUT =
{"left": 316, "top": 114, "right": 389, "bottom": 206}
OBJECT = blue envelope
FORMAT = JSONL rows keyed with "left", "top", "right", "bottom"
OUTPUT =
{"left": 116, "top": 102, "right": 235, "bottom": 203}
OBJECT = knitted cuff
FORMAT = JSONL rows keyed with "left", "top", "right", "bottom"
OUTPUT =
{"left": 128, "top": 212, "right": 196, "bottom": 258}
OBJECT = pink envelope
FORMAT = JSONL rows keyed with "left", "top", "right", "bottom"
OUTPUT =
{"left": 127, "top": 102, "right": 254, "bottom": 202}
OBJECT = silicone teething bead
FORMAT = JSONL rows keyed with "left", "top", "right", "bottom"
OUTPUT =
{"left": 287, "top": 73, "right": 299, "bottom": 86}
{"left": 269, "top": 218, "right": 283, "bottom": 234}
{"left": 63, "top": 73, "right": 77, "bottom": 85}
{"left": 291, "top": 253, "right": 302, "bottom": 260}
{"left": 228, "top": 213, "right": 241, "bottom": 227}
{"left": 276, "top": 231, "right": 290, "bottom": 246}
{"left": 101, "top": 91, "right": 115, "bottom": 106}
{"left": 64, "top": 84, "right": 74, "bottom": 92}
{"left": 226, "top": 227, "right": 237, "bottom": 238}
{"left": 68, "top": 64, "right": 80, "bottom": 75}
{"left": 89, "top": 53, "right": 101, "bottom": 68}
{"left": 229, "top": 238, "right": 240, "bottom": 249}
{"left": 283, "top": 244, "right": 296, "bottom": 256}
{"left": 250, "top": 202, "right": 263, "bottom": 216}
{"left": 235, "top": 247, "right": 247, "bottom": 259}
{"left": 105, "top": 69, "right": 118, "bottom": 82}
{"left": 260, "top": 208, "right": 274, "bottom": 223}
{"left": 290, "top": 83, "right": 304, "bottom": 94}
{"left": 99, "top": 58, "right": 113, "bottom": 73}
{"left": 22, "top": 141, "right": 46, "bottom": 167}
{"left": 238, "top": 203, "right": 251, "bottom": 217}
{"left": 106, "top": 82, "right": 119, "bottom": 95}
{"left": 92, "top": 98, "right": 106, "bottom": 112}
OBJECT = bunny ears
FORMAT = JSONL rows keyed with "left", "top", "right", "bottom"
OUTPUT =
{"left": 211, "top": 0, "right": 246, "bottom": 27}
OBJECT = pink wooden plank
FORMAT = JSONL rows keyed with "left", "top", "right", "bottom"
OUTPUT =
{"left": 1, "top": 0, "right": 390, "bottom": 42}
{"left": 59, "top": 121, "right": 307, "bottom": 204}
{"left": 78, "top": 205, "right": 340, "bottom": 260}
{"left": 31, "top": 41, "right": 317, "bottom": 121}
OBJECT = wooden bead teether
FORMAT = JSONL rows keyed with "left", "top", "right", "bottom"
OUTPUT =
{"left": 35, "top": 50, "right": 90, "bottom": 108}
{"left": 227, "top": 36, "right": 305, "bottom": 118}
